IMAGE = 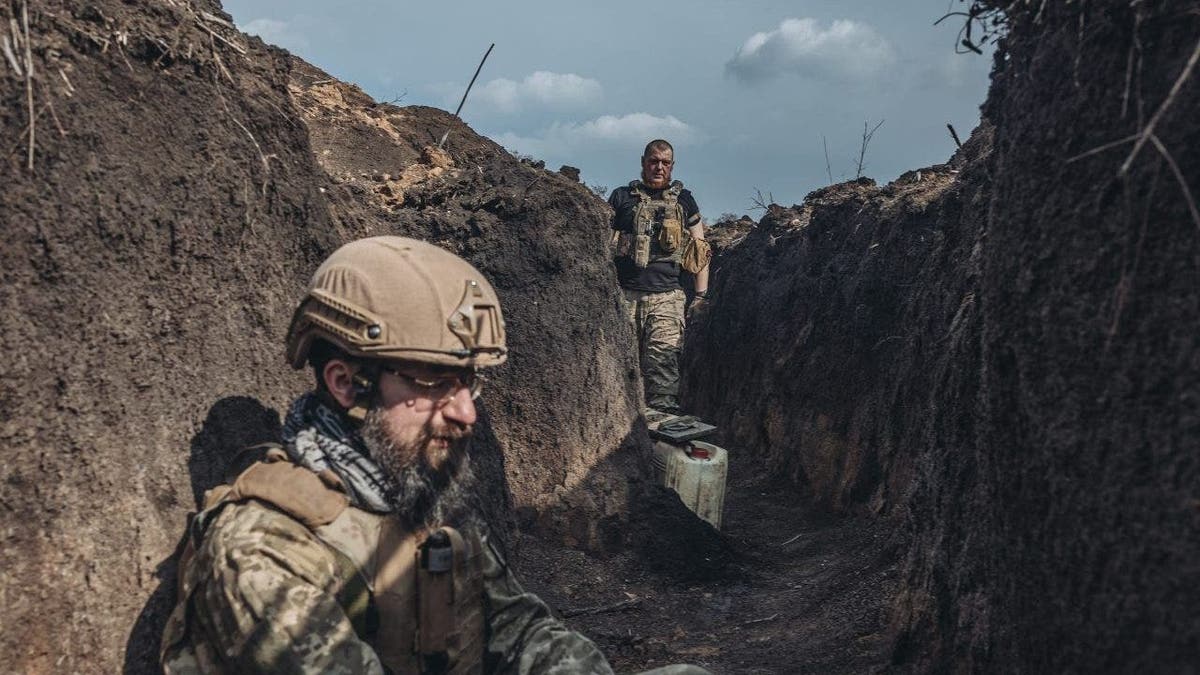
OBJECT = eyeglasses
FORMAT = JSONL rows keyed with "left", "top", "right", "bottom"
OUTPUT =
{"left": 381, "top": 365, "right": 484, "bottom": 404}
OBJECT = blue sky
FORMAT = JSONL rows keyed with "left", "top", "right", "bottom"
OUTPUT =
{"left": 223, "top": 1, "right": 993, "bottom": 219}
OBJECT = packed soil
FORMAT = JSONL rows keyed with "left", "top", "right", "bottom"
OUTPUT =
{"left": 517, "top": 451, "right": 897, "bottom": 674}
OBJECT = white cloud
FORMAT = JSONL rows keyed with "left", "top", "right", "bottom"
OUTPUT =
{"left": 241, "top": 18, "right": 309, "bottom": 52}
{"left": 495, "top": 112, "right": 702, "bottom": 158}
{"left": 725, "top": 18, "right": 894, "bottom": 83}
{"left": 937, "top": 52, "right": 976, "bottom": 87}
{"left": 470, "top": 71, "right": 603, "bottom": 113}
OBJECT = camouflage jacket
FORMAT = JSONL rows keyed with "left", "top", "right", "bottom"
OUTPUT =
{"left": 161, "top": 498, "right": 615, "bottom": 674}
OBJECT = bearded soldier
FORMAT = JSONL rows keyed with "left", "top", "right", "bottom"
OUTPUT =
{"left": 609, "top": 140, "right": 712, "bottom": 414}
{"left": 160, "top": 236, "right": 707, "bottom": 674}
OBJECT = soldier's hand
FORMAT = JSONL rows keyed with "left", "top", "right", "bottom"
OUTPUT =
{"left": 687, "top": 294, "right": 709, "bottom": 321}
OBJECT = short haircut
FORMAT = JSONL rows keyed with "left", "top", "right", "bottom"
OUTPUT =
{"left": 642, "top": 139, "right": 674, "bottom": 159}
{"left": 308, "top": 338, "right": 351, "bottom": 391}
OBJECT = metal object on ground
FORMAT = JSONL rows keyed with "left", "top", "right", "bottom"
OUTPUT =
{"left": 648, "top": 414, "right": 717, "bottom": 443}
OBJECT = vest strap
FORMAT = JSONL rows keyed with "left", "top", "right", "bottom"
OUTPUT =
{"left": 202, "top": 444, "right": 350, "bottom": 529}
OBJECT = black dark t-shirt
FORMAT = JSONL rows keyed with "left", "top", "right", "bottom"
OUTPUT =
{"left": 609, "top": 183, "right": 702, "bottom": 292}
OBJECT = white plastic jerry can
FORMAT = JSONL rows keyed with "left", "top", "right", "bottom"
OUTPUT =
{"left": 651, "top": 440, "right": 729, "bottom": 530}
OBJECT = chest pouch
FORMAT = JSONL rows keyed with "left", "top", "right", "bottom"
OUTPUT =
{"left": 655, "top": 205, "right": 683, "bottom": 254}
{"left": 417, "top": 526, "right": 485, "bottom": 674}
{"left": 633, "top": 233, "right": 652, "bottom": 268}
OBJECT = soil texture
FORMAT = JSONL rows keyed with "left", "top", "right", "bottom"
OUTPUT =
{"left": 519, "top": 451, "right": 897, "bottom": 674}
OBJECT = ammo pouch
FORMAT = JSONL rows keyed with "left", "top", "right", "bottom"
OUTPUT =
{"left": 656, "top": 211, "right": 682, "bottom": 254}
{"left": 417, "top": 527, "right": 484, "bottom": 674}
{"left": 633, "top": 233, "right": 652, "bottom": 268}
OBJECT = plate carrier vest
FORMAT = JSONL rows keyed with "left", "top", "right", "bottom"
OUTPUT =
{"left": 623, "top": 180, "right": 687, "bottom": 268}
{"left": 160, "top": 445, "right": 485, "bottom": 674}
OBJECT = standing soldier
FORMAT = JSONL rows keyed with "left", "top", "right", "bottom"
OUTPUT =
{"left": 159, "top": 236, "right": 708, "bottom": 674}
{"left": 609, "top": 140, "right": 713, "bottom": 414}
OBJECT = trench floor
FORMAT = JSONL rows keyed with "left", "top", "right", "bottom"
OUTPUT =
{"left": 516, "top": 459, "right": 899, "bottom": 674}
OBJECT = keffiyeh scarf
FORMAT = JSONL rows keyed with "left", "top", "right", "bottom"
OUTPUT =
{"left": 281, "top": 392, "right": 395, "bottom": 513}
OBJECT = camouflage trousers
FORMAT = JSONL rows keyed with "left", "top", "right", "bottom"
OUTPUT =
{"left": 621, "top": 288, "right": 685, "bottom": 411}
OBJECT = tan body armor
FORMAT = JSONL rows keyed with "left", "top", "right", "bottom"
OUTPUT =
{"left": 161, "top": 447, "right": 485, "bottom": 674}
{"left": 619, "top": 180, "right": 687, "bottom": 268}
{"left": 614, "top": 181, "right": 711, "bottom": 274}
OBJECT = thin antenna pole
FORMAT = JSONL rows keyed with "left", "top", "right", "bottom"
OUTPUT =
{"left": 439, "top": 43, "right": 495, "bottom": 149}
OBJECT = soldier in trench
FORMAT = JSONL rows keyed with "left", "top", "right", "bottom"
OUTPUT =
{"left": 609, "top": 139, "right": 713, "bottom": 414}
{"left": 159, "top": 236, "right": 708, "bottom": 674}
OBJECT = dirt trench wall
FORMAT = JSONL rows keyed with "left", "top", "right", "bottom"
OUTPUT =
{"left": 683, "top": 134, "right": 990, "bottom": 515}
{"left": 0, "top": 1, "right": 668, "bottom": 672}
{"left": 894, "top": 2, "right": 1200, "bottom": 670}
{"left": 686, "top": 1, "right": 1199, "bottom": 670}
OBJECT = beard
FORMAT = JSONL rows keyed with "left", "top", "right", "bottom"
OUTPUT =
{"left": 359, "top": 407, "right": 480, "bottom": 530}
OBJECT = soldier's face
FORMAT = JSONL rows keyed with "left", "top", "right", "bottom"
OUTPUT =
{"left": 641, "top": 148, "right": 674, "bottom": 189}
{"left": 369, "top": 363, "right": 478, "bottom": 477}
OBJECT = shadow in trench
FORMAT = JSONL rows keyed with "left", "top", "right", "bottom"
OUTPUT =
{"left": 122, "top": 395, "right": 282, "bottom": 674}
{"left": 464, "top": 399, "right": 518, "bottom": 555}
{"left": 520, "top": 415, "right": 741, "bottom": 586}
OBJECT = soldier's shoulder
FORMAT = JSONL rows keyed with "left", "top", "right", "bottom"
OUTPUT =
{"left": 608, "top": 185, "right": 638, "bottom": 212}
{"left": 677, "top": 187, "right": 700, "bottom": 214}
{"left": 610, "top": 184, "right": 636, "bottom": 199}
{"left": 196, "top": 500, "right": 337, "bottom": 577}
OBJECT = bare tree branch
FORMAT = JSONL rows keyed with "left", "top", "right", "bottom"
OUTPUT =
{"left": 855, "top": 119, "right": 885, "bottom": 179}
{"left": 823, "top": 135, "right": 833, "bottom": 184}
{"left": 439, "top": 43, "right": 495, "bottom": 150}
{"left": 947, "top": 123, "right": 963, "bottom": 149}
{"left": 749, "top": 187, "right": 774, "bottom": 212}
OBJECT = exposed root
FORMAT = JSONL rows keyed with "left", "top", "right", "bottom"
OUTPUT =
{"left": 2, "top": 34, "right": 20, "bottom": 76}
{"left": 740, "top": 613, "right": 780, "bottom": 627}
{"left": 933, "top": 2, "right": 1007, "bottom": 54}
{"left": 40, "top": 79, "right": 66, "bottom": 137}
{"left": 194, "top": 14, "right": 246, "bottom": 56}
{"left": 1064, "top": 133, "right": 1137, "bottom": 164}
{"left": 22, "top": 0, "right": 34, "bottom": 171}
{"left": 1121, "top": 9, "right": 1144, "bottom": 120}
{"left": 58, "top": 68, "right": 75, "bottom": 96}
{"left": 1106, "top": 162, "right": 1158, "bottom": 351}
{"left": 1118, "top": 35, "right": 1200, "bottom": 176}
{"left": 5, "top": 100, "right": 45, "bottom": 160}
{"left": 1148, "top": 133, "right": 1200, "bottom": 233}
{"left": 1033, "top": 0, "right": 1049, "bottom": 25}
{"left": 209, "top": 33, "right": 233, "bottom": 84}
{"left": 229, "top": 116, "right": 275, "bottom": 197}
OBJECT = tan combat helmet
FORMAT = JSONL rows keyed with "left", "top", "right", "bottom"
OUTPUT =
{"left": 285, "top": 236, "right": 507, "bottom": 371}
